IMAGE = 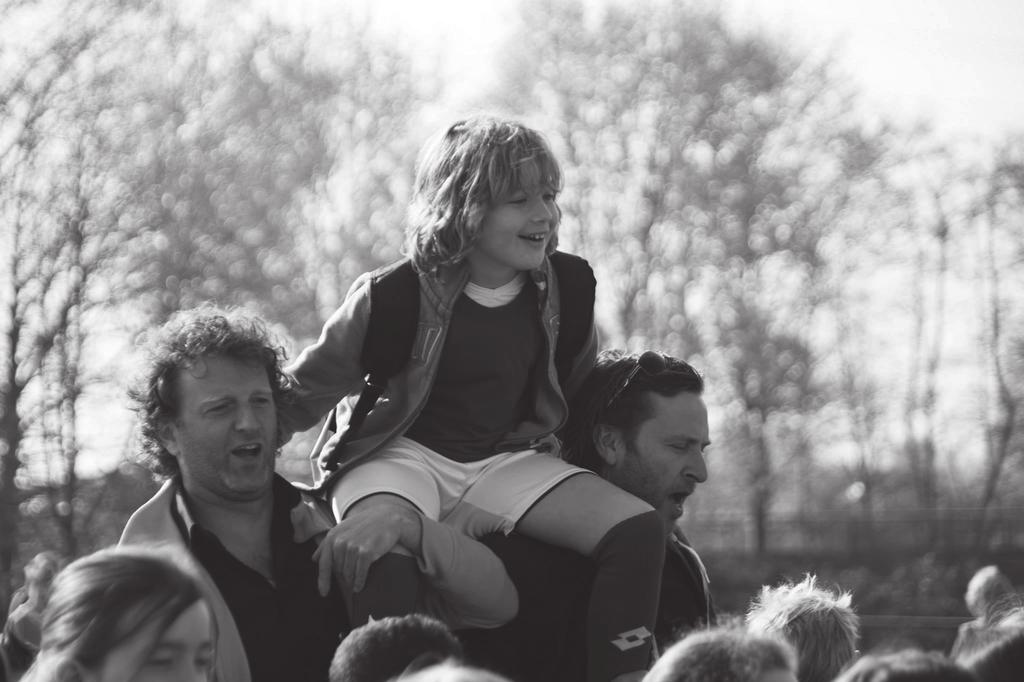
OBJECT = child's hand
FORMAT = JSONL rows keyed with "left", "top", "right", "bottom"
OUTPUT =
{"left": 312, "top": 502, "right": 422, "bottom": 596}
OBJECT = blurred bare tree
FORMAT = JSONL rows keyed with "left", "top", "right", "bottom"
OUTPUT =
{"left": 2, "top": 0, "right": 1022, "bottom": 611}
{"left": 265, "top": 14, "right": 431, "bottom": 480}
{"left": 0, "top": 0, "right": 427, "bottom": 604}
{"left": 118, "top": 8, "right": 337, "bottom": 338}
{"left": 896, "top": 142, "right": 975, "bottom": 542}
{"left": 0, "top": 0, "right": 153, "bottom": 608}
{"left": 291, "top": 15, "right": 430, "bottom": 326}
{"left": 974, "top": 136, "right": 1024, "bottom": 541}
{"left": 491, "top": 0, "right": 888, "bottom": 553}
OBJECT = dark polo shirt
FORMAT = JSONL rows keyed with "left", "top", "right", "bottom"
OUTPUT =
{"left": 172, "top": 475, "right": 348, "bottom": 682}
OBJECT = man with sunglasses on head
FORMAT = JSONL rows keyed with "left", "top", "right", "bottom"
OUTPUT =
{"left": 460, "top": 349, "right": 716, "bottom": 681}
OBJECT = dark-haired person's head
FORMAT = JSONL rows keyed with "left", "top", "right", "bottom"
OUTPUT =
{"left": 329, "top": 614, "right": 463, "bottom": 682}
{"left": 398, "top": 659, "right": 514, "bottom": 682}
{"left": 643, "top": 625, "right": 797, "bottom": 682}
{"left": 130, "top": 305, "right": 292, "bottom": 481}
{"left": 22, "top": 546, "right": 215, "bottom": 682}
{"left": 561, "top": 349, "right": 708, "bottom": 535}
{"left": 833, "top": 649, "right": 976, "bottom": 682}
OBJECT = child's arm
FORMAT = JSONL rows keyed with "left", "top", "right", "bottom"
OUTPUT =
{"left": 279, "top": 274, "right": 374, "bottom": 439}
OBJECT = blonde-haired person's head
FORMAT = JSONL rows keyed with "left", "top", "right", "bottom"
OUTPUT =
{"left": 405, "top": 115, "right": 562, "bottom": 273}
{"left": 745, "top": 574, "right": 859, "bottom": 682}
{"left": 965, "top": 565, "right": 1014, "bottom": 623}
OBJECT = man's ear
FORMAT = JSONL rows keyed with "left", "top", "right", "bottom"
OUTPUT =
{"left": 592, "top": 424, "right": 626, "bottom": 467}
{"left": 157, "top": 420, "right": 181, "bottom": 458}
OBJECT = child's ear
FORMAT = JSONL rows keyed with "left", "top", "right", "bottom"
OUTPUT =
{"left": 592, "top": 424, "right": 625, "bottom": 467}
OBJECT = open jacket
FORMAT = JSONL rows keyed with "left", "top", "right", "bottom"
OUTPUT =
{"left": 121, "top": 477, "right": 519, "bottom": 682}
{"left": 120, "top": 480, "right": 253, "bottom": 682}
{"left": 279, "top": 255, "right": 598, "bottom": 486}
{"left": 660, "top": 528, "right": 716, "bottom": 651}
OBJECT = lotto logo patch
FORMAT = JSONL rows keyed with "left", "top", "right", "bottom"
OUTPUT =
{"left": 610, "top": 627, "right": 653, "bottom": 651}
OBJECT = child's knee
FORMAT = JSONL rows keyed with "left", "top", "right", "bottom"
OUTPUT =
{"left": 339, "top": 491, "right": 421, "bottom": 520}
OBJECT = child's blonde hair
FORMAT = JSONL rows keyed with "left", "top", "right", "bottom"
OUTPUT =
{"left": 405, "top": 115, "right": 562, "bottom": 273}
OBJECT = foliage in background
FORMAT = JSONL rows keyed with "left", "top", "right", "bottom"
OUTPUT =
{"left": 0, "top": 0, "right": 428, "bottom": 606}
{"left": 0, "top": 0, "right": 156, "bottom": 607}
{"left": 489, "top": 0, "right": 898, "bottom": 553}
{"left": 1, "top": 0, "right": 1023, "bottom": 620}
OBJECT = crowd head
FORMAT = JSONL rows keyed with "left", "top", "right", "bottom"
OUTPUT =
{"left": 21, "top": 546, "right": 215, "bottom": 682}
{"left": 20, "top": 551, "right": 62, "bottom": 604}
{"left": 397, "top": 659, "right": 514, "bottom": 682}
{"left": 560, "top": 349, "right": 709, "bottom": 535}
{"left": 329, "top": 614, "right": 464, "bottom": 682}
{"left": 562, "top": 349, "right": 705, "bottom": 474}
{"left": 833, "top": 649, "right": 975, "bottom": 682}
{"left": 129, "top": 306, "right": 292, "bottom": 477}
{"left": 965, "top": 566, "right": 1015, "bottom": 624}
{"left": 643, "top": 625, "right": 798, "bottom": 682}
{"left": 746, "top": 574, "right": 859, "bottom": 682}
{"left": 405, "top": 115, "right": 563, "bottom": 273}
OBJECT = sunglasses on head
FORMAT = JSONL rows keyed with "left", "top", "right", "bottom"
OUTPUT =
{"left": 604, "top": 351, "right": 698, "bottom": 409}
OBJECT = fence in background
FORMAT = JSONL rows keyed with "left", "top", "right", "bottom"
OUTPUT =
{"left": 685, "top": 507, "right": 1024, "bottom": 556}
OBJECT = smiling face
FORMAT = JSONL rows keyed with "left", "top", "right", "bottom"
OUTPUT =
{"left": 90, "top": 601, "right": 215, "bottom": 682}
{"left": 600, "top": 391, "right": 710, "bottom": 535}
{"left": 158, "top": 355, "right": 277, "bottom": 505}
{"left": 466, "top": 184, "right": 558, "bottom": 287}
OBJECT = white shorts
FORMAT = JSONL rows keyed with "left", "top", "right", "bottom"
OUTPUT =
{"left": 329, "top": 436, "right": 592, "bottom": 537}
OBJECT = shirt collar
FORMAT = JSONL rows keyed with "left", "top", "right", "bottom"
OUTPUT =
{"left": 169, "top": 474, "right": 301, "bottom": 547}
{"left": 169, "top": 476, "right": 199, "bottom": 546}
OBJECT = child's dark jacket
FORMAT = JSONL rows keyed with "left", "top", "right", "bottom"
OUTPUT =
{"left": 280, "top": 255, "right": 598, "bottom": 484}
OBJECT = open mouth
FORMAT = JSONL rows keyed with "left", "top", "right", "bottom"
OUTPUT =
{"left": 231, "top": 443, "right": 262, "bottom": 457}
{"left": 668, "top": 492, "right": 688, "bottom": 514}
{"left": 520, "top": 233, "right": 547, "bottom": 243}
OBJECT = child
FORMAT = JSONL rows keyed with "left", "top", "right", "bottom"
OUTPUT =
{"left": 21, "top": 546, "right": 215, "bottom": 682}
{"left": 282, "top": 115, "right": 664, "bottom": 682}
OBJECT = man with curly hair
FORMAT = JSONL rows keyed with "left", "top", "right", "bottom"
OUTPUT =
{"left": 119, "top": 306, "right": 515, "bottom": 682}
{"left": 119, "top": 306, "right": 346, "bottom": 682}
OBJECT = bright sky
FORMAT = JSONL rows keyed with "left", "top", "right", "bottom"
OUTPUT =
{"left": 729, "top": 0, "right": 1024, "bottom": 142}
{"left": 330, "top": 0, "right": 1024, "bottom": 143}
